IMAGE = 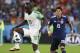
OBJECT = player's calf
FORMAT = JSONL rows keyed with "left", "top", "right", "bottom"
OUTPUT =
{"left": 32, "top": 43, "right": 40, "bottom": 53}
{"left": 60, "top": 43, "right": 66, "bottom": 53}
{"left": 50, "top": 46, "right": 58, "bottom": 53}
{"left": 61, "top": 48, "right": 66, "bottom": 53}
{"left": 10, "top": 30, "right": 22, "bottom": 51}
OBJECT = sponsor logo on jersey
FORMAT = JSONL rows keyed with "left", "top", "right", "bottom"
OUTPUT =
{"left": 61, "top": 19, "right": 64, "bottom": 24}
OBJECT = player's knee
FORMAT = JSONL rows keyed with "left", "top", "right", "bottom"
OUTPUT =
{"left": 32, "top": 43, "right": 38, "bottom": 51}
{"left": 60, "top": 43, "right": 65, "bottom": 50}
{"left": 60, "top": 45, "right": 65, "bottom": 51}
{"left": 14, "top": 28, "right": 24, "bottom": 36}
{"left": 14, "top": 28, "right": 19, "bottom": 32}
{"left": 51, "top": 44, "right": 58, "bottom": 52}
{"left": 61, "top": 47, "right": 65, "bottom": 51}
{"left": 60, "top": 43, "right": 65, "bottom": 48}
{"left": 13, "top": 31, "right": 22, "bottom": 43}
{"left": 32, "top": 43, "right": 40, "bottom": 53}
{"left": 51, "top": 46, "right": 58, "bottom": 52}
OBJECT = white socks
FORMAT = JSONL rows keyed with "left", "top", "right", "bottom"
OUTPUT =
{"left": 13, "top": 31, "right": 21, "bottom": 49}
{"left": 35, "top": 49, "right": 40, "bottom": 53}
{"left": 14, "top": 43, "right": 20, "bottom": 49}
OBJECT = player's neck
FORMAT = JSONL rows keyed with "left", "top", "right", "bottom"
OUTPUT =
{"left": 56, "top": 15, "right": 62, "bottom": 19}
{"left": 28, "top": 11, "right": 32, "bottom": 15}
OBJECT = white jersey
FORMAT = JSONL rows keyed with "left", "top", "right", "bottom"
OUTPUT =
{"left": 24, "top": 11, "right": 43, "bottom": 30}
{"left": 24, "top": 11, "right": 43, "bottom": 44}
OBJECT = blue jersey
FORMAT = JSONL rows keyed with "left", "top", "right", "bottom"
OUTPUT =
{"left": 49, "top": 16, "right": 67, "bottom": 39}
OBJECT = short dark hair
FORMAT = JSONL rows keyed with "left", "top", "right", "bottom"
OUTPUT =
{"left": 25, "top": 3, "right": 32, "bottom": 9}
{"left": 55, "top": 7, "right": 62, "bottom": 11}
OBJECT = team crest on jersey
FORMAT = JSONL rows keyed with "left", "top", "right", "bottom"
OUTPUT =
{"left": 54, "top": 20, "right": 56, "bottom": 23}
{"left": 61, "top": 19, "right": 64, "bottom": 24}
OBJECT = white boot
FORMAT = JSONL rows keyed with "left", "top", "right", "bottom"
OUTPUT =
{"left": 9, "top": 43, "right": 20, "bottom": 51}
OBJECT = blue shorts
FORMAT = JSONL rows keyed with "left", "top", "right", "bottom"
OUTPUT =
{"left": 50, "top": 32, "right": 66, "bottom": 51}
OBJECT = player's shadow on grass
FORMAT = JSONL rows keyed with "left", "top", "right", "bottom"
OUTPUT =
{"left": 9, "top": 50, "right": 21, "bottom": 53}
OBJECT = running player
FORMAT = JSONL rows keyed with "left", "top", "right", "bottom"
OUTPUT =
{"left": 48, "top": 7, "right": 73, "bottom": 53}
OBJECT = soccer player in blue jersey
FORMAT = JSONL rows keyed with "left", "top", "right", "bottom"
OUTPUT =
{"left": 48, "top": 7, "right": 73, "bottom": 53}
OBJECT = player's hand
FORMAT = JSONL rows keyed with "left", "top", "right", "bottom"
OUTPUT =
{"left": 48, "top": 31, "right": 52, "bottom": 37}
{"left": 70, "top": 30, "right": 74, "bottom": 36}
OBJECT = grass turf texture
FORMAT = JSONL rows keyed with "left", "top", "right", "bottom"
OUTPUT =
{"left": 0, "top": 43, "right": 80, "bottom": 53}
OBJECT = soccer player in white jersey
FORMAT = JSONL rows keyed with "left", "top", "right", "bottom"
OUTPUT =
{"left": 9, "top": 3, "right": 43, "bottom": 53}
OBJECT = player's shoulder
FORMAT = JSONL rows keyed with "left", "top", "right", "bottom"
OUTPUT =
{"left": 50, "top": 16, "right": 56, "bottom": 21}
{"left": 32, "top": 11, "right": 42, "bottom": 16}
{"left": 62, "top": 15, "right": 67, "bottom": 19}
{"left": 33, "top": 11, "right": 41, "bottom": 14}
{"left": 62, "top": 15, "right": 67, "bottom": 18}
{"left": 31, "top": 11, "right": 38, "bottom": 17}
{"left": 51, "top": 16, "right": 56, "bottom": 19}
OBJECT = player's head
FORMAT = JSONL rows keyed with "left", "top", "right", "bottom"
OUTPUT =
{"left": 55, "top": 7, "right": 63, "bottom": 18}
{"left": 25, "top": 3, "right": 32, "bottom": 14}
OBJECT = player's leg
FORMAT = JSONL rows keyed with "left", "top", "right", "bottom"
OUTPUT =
{"left": 32, "top": 43, "right": 40, "bottom": 53}
{"left": 60, "top": 40, "right": 66, "bottom": 53}
{"left": 10, "top": 28, "right": 24, "bottom": 51}
{"left": 23, "top": 28, "right": 40, "bottom": 53}
{"left": 31, "top": 35, "right": 40, "bottom": 53}
{"left": 30, "top": 29, "right": 41, "bottom": 53}
{"left": 50, "top": 38, "right": 60, "bottom": 53}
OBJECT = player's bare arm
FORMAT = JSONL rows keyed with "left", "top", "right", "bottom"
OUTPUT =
{"left": 67, "top": 17, "right": 73, "bottom": 33}
{"left": 12, "top": 20, "right": 27, "bottom": 30}
{"left": 48, "top": 21, "right": 52, "bottom": 36}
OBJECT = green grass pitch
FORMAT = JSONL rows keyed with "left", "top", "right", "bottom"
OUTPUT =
{"left": 0, "top": 43, "right": 80, "bottom": 53}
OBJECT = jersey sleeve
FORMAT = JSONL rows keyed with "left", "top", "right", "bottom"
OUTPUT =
{"left": 49, "top": 16, "right": 56, "bottom": 26}
{"left": 49, "top": 18, "right": 53, "bottom": 26}
{"left": 35, "top": 11, "right": 44, "bottom": 19}
{"left": 63, "top": 16, "right": 68, "bottom": 23}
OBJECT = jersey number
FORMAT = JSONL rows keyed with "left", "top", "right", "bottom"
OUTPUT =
{"left": 57, "top": 24, "right": 60, "bottom": 28}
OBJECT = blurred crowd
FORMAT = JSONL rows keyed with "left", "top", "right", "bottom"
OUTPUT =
{"left": 0, "top": 0, "right": 80, "bottom": 24}
{"left": 0, "top": 0, "right": 80, "bottom": 42}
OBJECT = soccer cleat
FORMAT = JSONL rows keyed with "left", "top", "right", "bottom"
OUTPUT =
{"left": 9, "top": 47, "right": 20, "bottom": 51}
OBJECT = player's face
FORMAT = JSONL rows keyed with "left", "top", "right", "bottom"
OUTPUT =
{"left": 55, "top": 9, "right": 62, "bottom": 18}
{"left": 25, "top": 6, "right": 32, "bottom": 14}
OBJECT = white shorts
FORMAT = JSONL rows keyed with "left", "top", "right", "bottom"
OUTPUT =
{"left": 22, "top": 28, "right": 40, "bottom": 44}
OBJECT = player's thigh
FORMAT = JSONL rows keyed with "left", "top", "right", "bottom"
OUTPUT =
{"left": 14, "top": 28, "right": 24, "bottom": 35}
{"left": 60, "top": 40, "right": 66, "bottom": 48}
{"left": 22, "top": 28, "right": 30, "bottom": 37}
{"left": 51, "top": 38, "right": 60, "bottom": 51}
{"left": 30, "top": 35, "right": 40, "bottom": 45}
{"left": 30, "top": 31, "right": 40, "bottom": 45}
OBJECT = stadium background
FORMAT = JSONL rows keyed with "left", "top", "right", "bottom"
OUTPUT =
{"left": 0, "top": 0, "right": 80, "bottom": 44}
